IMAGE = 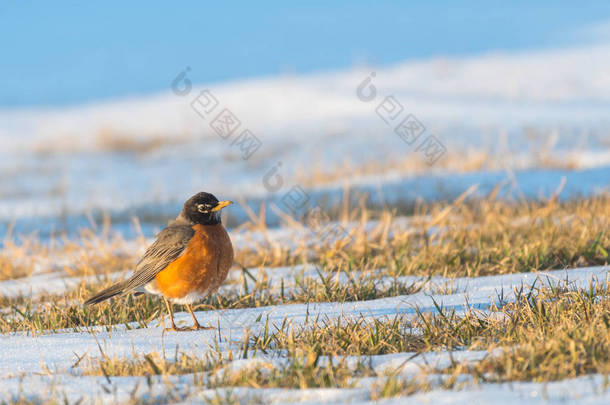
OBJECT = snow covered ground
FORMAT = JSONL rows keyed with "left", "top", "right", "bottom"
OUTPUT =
{"left": 2, "top": 20, "right": 610, "bottom": 403}
{"left": 0, "top": 250, "right": 607, "bottom": 403}
{"left": 1, "top": 43, "right": 610, "bottom": 241}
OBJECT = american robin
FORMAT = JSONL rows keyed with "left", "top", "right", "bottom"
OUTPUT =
{"left": 84, "top": 192, "right": 234, "bottom": 331}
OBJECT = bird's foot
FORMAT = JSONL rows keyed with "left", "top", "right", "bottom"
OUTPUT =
{"left": 163, "top": 325, "right": 192, "bottom": 332}
{"left": 163, "top": 324, "right": 214, "bottom": 332}
{"left": 190, "top": 323, "right": 215, "bottom": 331}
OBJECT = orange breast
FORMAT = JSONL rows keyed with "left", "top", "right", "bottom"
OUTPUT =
{"left": 153, "top": 223, "right": 234, "bottom": 300}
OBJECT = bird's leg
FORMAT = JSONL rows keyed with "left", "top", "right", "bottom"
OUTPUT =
{"left": 163, "top": 297, "right": 185, "bottom": 331}
{"left": 186, "top": 304, "right": 213, "bottom": 330}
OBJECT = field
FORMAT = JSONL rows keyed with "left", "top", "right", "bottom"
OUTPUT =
{"left": 0, "top": 192, "right": 609, "bottom": 404}
{"left": 1, "top": 41, "right": 610, "bottom": 404}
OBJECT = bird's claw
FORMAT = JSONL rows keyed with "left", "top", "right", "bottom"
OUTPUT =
{"left": 191, "top": 323, "right": 215, "bottom": 330}
{"left": 163, "top": 324, "right": 214, "bottom": 332}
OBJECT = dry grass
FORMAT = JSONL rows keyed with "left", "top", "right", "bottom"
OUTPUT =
{"left": 294, "top": 140, "right": 585, "bottom": 189}
{"left": 77, "top": 283, "right": 609, "bottom": 392}
{"left": 450, "top": 283, "right": 610, "bottom": 382}
{"left": 211, "top": 355, "right": 373, "bottom": 390}
{"left": 247, "top": 315, "right": 426, "bottom": 356}
{"left": 81, "top": 334, "right": 376, "bottom": 390}
{"left": 0, "top": 292, "right": 162, "bottom": 334}
{"left": 0, "top": 269, "right": 420, "bottom": 334}
{"left": 1, "top": 221, "right": 139, "bottom": 281}
{"left": 1, "top": 194, "right": 609, "bottom": 401}
{"left": 295, "top": 149, "right": 494, "bottom": 187}
{"left": 83, "top": 351, "right": 214, "bottom": 377}
{"left": 244, "top": 279, "right": 609, "bottom": 360}
{"left": 318, "top": 194, "right": 610, "bottom": 278}
{"left": 2, "top": 194, "right": 610, "bottom": 335}
{"left": 33, "top": 128, "right": 192, "bottom": 156}
{"left": 94, "top": 128, "right": 192, "bottom": 154}
{"left": 232, "top": 192, "right": 610, "bottom": 278}
{"left": 0, "top": 238, "right": 44, "bottom": 281}
{"left": 0, "top": 256, "right": 31, "bottom": 281}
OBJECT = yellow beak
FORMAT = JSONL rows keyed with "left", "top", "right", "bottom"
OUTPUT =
{"left": 211, "top": 200, "right": 233, "bottom": 212}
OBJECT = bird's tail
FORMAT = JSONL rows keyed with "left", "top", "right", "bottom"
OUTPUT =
{"left": 84, "top": 281, "right": 128, "bottom": 305}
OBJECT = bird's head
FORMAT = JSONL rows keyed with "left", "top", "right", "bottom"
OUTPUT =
{"left": 180, "top": 192, "right": 233, "bottom": 225}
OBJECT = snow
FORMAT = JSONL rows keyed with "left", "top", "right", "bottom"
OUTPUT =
{"left": 0, "top": 260, "right": 606, "bottom": 402}
{"left": 1, "top": 43, "right": 610, "bottom": 241}
{"left": 370, "top": 375, "right": 610, "bottom": 405}
{"left": 1, "top": 367, "right": 608, "bottom": 404}
{"left": 1, "top": 36, "right": 610, "bottom": 404}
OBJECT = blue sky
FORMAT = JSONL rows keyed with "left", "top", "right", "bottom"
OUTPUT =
{"left": 1, "top": 1, "right": 610, "bottom": 107}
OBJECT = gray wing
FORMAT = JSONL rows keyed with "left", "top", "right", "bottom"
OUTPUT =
{"left": 121, "top": 224, "right": 195, "bottom": 292}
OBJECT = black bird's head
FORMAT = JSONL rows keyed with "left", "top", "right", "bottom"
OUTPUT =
{"left": 180, "top": 192, "right": 233, "bottom": 225}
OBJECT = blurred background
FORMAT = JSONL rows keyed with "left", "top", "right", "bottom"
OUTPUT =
{"left": 1, "top": 1, "right": 610, "bottom": 242}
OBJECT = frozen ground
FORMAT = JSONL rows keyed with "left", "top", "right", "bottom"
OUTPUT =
{"left": 0, "top": 223, "right": 608, "bottom": 404}
{"left": 2, "top": 26, "right": 610, "bottom": 403}
{"left": 1, "top": 43, "right": 610, "bottom": 241}
{"left": 1, "top": 211, "right": 609, "bottom": 403}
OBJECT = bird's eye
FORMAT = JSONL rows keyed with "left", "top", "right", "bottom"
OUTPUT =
{"left": 197, "top": 203, "right": 214, "bottom": 213}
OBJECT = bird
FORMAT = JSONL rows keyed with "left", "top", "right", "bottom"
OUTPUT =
{"left": 84, "top": 192, "right": 234, "bottom": 331}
